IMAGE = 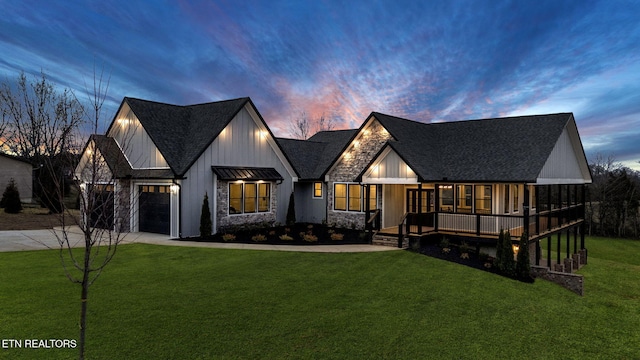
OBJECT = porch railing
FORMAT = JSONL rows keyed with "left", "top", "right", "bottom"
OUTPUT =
{"left": 403, "top": 204, "right": 584, "bottom": 239}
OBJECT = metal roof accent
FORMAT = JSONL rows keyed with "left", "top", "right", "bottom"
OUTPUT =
{"left": 211, "top": 166, "right": 283, "bottom": 181}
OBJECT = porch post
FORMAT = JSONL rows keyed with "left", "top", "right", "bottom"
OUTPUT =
{"left": 581, "top": 184, "right": 586, "bottom": 250}
{"left": 573, "top": 226, "right": 578, "bottom": 254}
{"left": 364, "top": 184, "right": 371, "bottom": 235}
{"left": 566, "top": 228, "right": 570, "bottom": 259}
{"left": 556, "top": 232, "right": 561, "bottom": 265}
{"left": 547, "top": 185, "right": 552, "bottom": 231}
{"left": 434, "top": 184, "right": 439, "bottom": 231}
{"left": 558, "top": 184, "right": 563, "bottom": 225}
{"left": 535, "top": 186, "right": 540, "bottom": 235}
{"left": 535, "top": 238, "right": 540, "bottom": 266}
{"left": 417, "top": 182, "right": 423, "bottom": 235}
{"left": 547, "top": 236, "right": 552, "bottom": 268}
{"left": 523, "top": 185, "right": 530, "bottom": 239}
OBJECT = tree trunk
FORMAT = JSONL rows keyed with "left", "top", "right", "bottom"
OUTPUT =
{"left": 79, "top": 232, "right": 91, "bottom": 360}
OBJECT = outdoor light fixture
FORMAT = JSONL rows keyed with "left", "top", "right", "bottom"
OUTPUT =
{"left": 512, "top": 244, "right": 520, "bottom": 254}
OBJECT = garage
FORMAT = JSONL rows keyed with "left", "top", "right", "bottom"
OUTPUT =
{"left": 138, "top": 185, "right": 171, "bottom": 234}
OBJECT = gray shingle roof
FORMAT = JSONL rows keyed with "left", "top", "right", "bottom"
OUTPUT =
{"left": 277, "top": 129, "right": 357, "bottom": 180}
{"left": 372, "top": 112, "right": 573, "bottom": 182}
{"left": 123, "top": 97, "right": 250, "bottom": 177}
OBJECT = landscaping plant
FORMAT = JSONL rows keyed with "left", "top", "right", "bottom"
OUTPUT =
{"left": 200, "top": 193, "right": 212, "bottom": 237}
{"left": 516, "top": 232, "right": 533, "bottom": 282}
{"left": 1, "top": 178, "right": 22, "bottom": 214}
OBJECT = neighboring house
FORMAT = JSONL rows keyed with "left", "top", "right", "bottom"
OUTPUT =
{"left": 0, "top": 152, "right": 32, "bottom": 203}
{"left": 75, "top": 96, "right": 592, "bottom": 261}
{"left": 75, "top": 97, "right": 297, "bottom": 238}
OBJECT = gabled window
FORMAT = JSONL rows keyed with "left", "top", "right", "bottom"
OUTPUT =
{"left": 229, "top": 182, "right": 271, "bottom": 214}
{"left": 313, "top": 182, "right": 323, "bottom": 198}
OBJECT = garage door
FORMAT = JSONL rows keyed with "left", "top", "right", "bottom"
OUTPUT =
{"left": 139, "top": 185, "right": 170, "bottom": 234}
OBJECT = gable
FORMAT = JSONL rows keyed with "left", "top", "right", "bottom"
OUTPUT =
{"left": 361, "top": 146, "right": 418, "bottom": 184}
{"left": 107, "top": 102, "right": 169, "bottom": 170}
{"left": 536, "top": 118, "right": 592, "bottom": 184}
{"left": 74, "top": 139, "right": 114, "bottom": 182}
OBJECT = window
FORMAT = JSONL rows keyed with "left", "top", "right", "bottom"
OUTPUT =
{"left": 368, "top": 185, "right": 377, "bottom": 211}
{"left": 456, "top": 185, "right": 472, "bottom": 213}
{"left": 503, "top": 184, "right": 510, "bottom": 213}
{"left": 475, "top": 185, "right": 492, "bottom": 214}
{"left": 258, "top": 183, "right": 270, "bottom": 212}
{"left": 333, "top": 183, "right": 374, "bottom": 212}
{"left": 334, "top": 183, "right": 347, "bottom": 211}
{"left": 348, "top": 184, "right": 361, "bottom": 211}
{"left": 439, "top": 185, "right": 453, "bottom": 212}
{"left": 512, "top": 184, "right": 519, "bottom": 213}
{"left": 313, "top": 182, "right": 323, "bottom": 198}
{"left": 228, "top": 182, "right": 271, "bottom": 214}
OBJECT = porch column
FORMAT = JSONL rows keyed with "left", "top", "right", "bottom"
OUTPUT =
{"left": 417, "top": 182, "right": 423, "bottom": 235}
{"left": 547, "top": 236, "right": 552, "bottom": 268}
{"left": 566, "top": 228, "right": 571, "bottom": 259}
{"left": 573, "top": 226, "right": 578, "bottom": 254}
{"left": 535, "top": 186, "right": 540, "bottom": 235}
{"left": 364, "top": 184, "right": 371, "bottom": 234}
{"left": 556, "top": 232, "right": 561, "bottom": 265}
{"left": 434, "top": 184, "right": 439, "bottom": 231}
{"left": 547, "top": 185, "right": 552, "bottom": 231}
{"left": 581, "top": 184, "right": 586, "bottom": 250}
{"left": 535, "top": 238, "right": 540, "bottom": 266}
{"left": 523, "top": 185, "right": 530, "bottom": 238}
{"left": 558, "top": 184, "right": 563, "bottom": 225}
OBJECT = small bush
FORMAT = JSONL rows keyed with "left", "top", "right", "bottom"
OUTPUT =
{"left": 251, "top": 234, "right": 267, "bottom": 242}
{"left": 495, "top": 230, "right": 515, "bottom": 277}
{"left": 330, "top": 233, "right": 344, "bottom": 241}
{"left": 303, "top": 234, "right": 318, "bottom": 243}
{"left": 516, "top": 232, "right": 533, "bottom": 282}
{"left": 286, "top": 192, "right": 296, "bottom": 225}
{"left": 1, "top": 179, "right": 22, "bottom": 214}
{"left": 222, "top": 234, "right": 236, "bottom": 242}
{"left": 279, "top": 234, "right": 294, "bottom": 241}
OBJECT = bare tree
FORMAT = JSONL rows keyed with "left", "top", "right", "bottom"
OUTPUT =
{"left": 52, "top": 66, "right": 132, "bottom": 360}
{"left": 288, "top": 111, "right": 311, "bottom": 139}
{"left": 0, "top": 71, "right": 84, "bottom": 211}
{"left": 288, "top": 112, "right": 335, "bottom": 140}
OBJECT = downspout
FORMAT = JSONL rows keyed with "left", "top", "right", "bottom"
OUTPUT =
{"left": 172, "top": 179, "right": 182, "bottom": 238}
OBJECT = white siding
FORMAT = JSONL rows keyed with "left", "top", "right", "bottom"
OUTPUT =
{"left": 363, "top": 147, "right": 418, "bottom": 184}
{"left": 537, "top": 121, "right": 591, "bottom": 184}
{"left": 179, "top": 105, "right": 295, "bottom": 237}
{"left": 108, "top": 103, "right": 168, "bottom": 169}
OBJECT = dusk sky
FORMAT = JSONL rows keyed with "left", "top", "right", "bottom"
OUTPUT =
{"left": 1, "top": 0, "right": 639, "bottom": 169}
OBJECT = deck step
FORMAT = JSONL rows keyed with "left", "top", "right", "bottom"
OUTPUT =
{"left": 372, "top": 234, "right": 408, "bottom": 249}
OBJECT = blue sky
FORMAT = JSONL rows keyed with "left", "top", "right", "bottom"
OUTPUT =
{"left": 1, "top": 0, "right": 639, "bottom": 169}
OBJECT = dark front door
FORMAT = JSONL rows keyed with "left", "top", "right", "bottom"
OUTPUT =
{"left": 139, "top": 185, "right": 170, "bottom": 235}
{"left": 406, "top": 188, "right": 434, "bottom": 227}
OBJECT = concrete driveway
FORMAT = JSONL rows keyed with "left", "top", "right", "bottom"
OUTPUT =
{"left": 0, "top": 227, "right": 399, "bottom": 253}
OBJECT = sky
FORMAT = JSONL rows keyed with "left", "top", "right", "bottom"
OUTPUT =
{"left": 1, "top": 0, "right": 640, "bottom": 169}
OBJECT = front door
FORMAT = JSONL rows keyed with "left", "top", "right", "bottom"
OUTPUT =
{"left": 406, "top": 189, "right": 434, "bottom": 213}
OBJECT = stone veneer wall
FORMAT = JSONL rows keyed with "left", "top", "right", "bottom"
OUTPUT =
{"left": 531, "top": 265, "right": 584, "bottom": 296}
{"left": 216, "top": 180, "right": 278, "bottom": 231}
{"left": 116, "top": 179, "right": 131, "bottom": 232}
{"left": 326, "top": 119, "right": 392, "bottom": 229}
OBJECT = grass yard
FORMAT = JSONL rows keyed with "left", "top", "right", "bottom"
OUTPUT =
{"left": 0, "top": 237, "right": 639, "bottom": 359}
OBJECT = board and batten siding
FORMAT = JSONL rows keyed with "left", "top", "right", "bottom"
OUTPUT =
{"left": 536, "top": 120, "right": 591, "bottom": 184}
{"left": 363, "top": 148, "right": 418, "bottom": 184}
{"left": 179, "top": 105, "right": 294, "bottom": 237}
{"left": 108, "top": 103, "right": 169, "bottom": 169}
{"left": 293, "top": 182, "right": 326, "bottom": 223}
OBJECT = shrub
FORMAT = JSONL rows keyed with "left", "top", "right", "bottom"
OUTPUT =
{"left": 495, "top": 230, "right": 515, "bottom": 277}
{"left": 251, "top": 234, "right": 267, "bottom": 242}
{"left": 516, "top": 232, "right": 533, "bottom": 282}
{"left": 303, "top": 234, "right": 318, "bottom": 243}
{"left": 286, "top": 192, "right": 296, "bottom": 225}
{"left": 1, "top": 179, "right": 22, "bottom": 214}
{"left": 330, "top": 233, "right": 344, "bottom": 241}
{"left": 279, "top": 234, "right": 294, "bottom": 241}
{"left": 222, "top": 234, "right": 236, "bottom": 242}
{"left": 199, "top": 193, "right": 212, "bottom": 237}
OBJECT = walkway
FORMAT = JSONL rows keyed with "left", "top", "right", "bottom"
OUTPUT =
{"left": 0, "top": 227, "right": 400, "bottom": 253}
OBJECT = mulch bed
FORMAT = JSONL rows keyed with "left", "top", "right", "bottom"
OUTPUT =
{"left": 411, "top": 243, "right": 498, "bottom": 273}
{"left": 181, "top": 223, "right": 370, "bottom": 246}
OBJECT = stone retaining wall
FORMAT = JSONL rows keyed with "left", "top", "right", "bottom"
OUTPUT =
{"left": 531, "top": 265, "right": 584, "bottom": 296}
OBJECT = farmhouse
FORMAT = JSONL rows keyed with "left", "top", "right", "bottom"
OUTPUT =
{"left": 0, "top": 152, "right": 33, "bottom": 203}
{"left": 75, "top": 97, "right": 592, "bottom": 265}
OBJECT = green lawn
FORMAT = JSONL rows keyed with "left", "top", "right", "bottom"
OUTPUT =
{"left": 1, "top": 237, "right": 639, "bottom": 359}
